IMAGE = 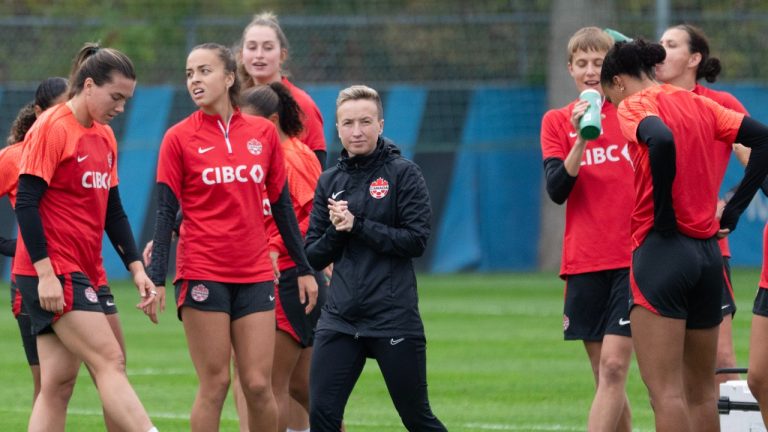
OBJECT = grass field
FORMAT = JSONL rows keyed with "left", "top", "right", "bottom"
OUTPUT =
{"left": 0, "top": 269, "right": 761, "bottom": 431}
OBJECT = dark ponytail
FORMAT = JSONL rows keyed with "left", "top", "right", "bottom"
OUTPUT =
{"left": 674, "top": 24, "right": 721, "bottom": 83}
{"left": 241, "top": 82, "right": 304, "bottom": 138}
{"left": 6, "top": 76, "right": 68, "bottom": 146}
{"left": 601, "top": 38, "right": 666, "bottom": 86}
{"left": 69, "top": 42, "right": 135, "bottom": 98}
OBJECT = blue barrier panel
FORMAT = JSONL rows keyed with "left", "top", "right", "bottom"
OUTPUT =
{"left": 715, "top": 84, "right": 768, "bottom": 266}
{"left": 383, "top": 85, "right": 427, "bottom": 160}
{"left": 303, "top": 84, "right": 343, "bottom": 154}
{"left": 101, "top": 86, "right": 174, "bottom": 277}
{"left": 431, "top": 86, "right": 545, "bottom": 272}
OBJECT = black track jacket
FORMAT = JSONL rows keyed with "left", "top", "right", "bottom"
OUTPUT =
{"left": 305, "top": 138, "right": 431, "bottom": 338}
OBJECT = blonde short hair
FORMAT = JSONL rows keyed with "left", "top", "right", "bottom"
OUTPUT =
{"left": 336, "top": 85, "right": 383, "bottom": 120}
{"left": 567, "top": 27, "right": 614, "bottom": 63}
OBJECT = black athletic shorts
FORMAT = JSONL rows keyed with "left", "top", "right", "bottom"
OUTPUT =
{"left": 753, "top": 287, "right": 768, "bottom": 317}
{"left": 97, "top": 285, "right": 118, "bottom": 315}
{"left": 563, "top": 268, "right": 631, "bottom": 341}
{"left": 275, "top": 268, "right": 327, "bottom": 347}
{"left": 630, "top": 230, "right": 723, "bottom": 329}
{"left": 11, "top": 282, "right": 39, "bottom": 365}
{"left": 174, "top": 279, "right": 274, "bottom": 321}
{"left": 721, "top": 257, "right": 737, "bottom": 318}
{"left": 16, "top": 272, "right": 104, "bottom": 335}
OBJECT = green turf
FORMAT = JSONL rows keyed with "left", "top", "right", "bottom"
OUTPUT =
{"left": 0, "top": 269, "right": 761, "bottom": 431}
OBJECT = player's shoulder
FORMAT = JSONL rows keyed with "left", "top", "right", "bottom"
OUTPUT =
{"left": 543, "top": 102, "right": 575, "bottom": 122}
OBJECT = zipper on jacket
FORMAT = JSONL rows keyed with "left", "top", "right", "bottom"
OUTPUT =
{"left": 217, "top": 117, "right": 233, "bottom": 154}
{"left": 354, "top": 331, "right": 359, "bottom": 340}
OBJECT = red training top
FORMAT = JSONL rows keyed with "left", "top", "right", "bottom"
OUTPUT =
{"left": 282, "top": 77, "right": 326, "bottom": 153}
{"left": 617, "top": 84, "right": 744, "bottom": 249}
{"left": 156, "top": 109, "right": 286, "bottom": 283}
{"left": 541, "top": 99, "right": 634, "bottom": 277}
{"left": 266, "top": 137, "right": 321, "bottom": 271}
{"left": 693, "top": 84, "right": 749, "bottom": 258}
{"left": 13, "top": 103, "right": 119, "bottom": 287}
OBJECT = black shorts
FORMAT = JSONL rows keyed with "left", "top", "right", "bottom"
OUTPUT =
{"left": 97, "top": 285, "right": 118, "bottom": 315}
{"left": 11, "top": 282, "right": 39, "bottom": 366}
{"left": 721, "top": 257, "right": 737, "bottom": 318}
{"left": 275, "top": 268, "right": 327, "bottom": 347}
{"left": 563, "top": 268, "right": 631, "bottom": 341}
{"left": 15, "top": 272, "right": 104, "bottom": 335}
{"left": 753, "top": 287, "right": 768, "bottom": 317}
{"left": 630, "top": 230, "right": 723, "bottom": 329}
{"left": 174, "top": 279, "right": 274, "bottom": 321}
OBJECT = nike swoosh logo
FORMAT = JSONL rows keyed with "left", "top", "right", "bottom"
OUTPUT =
{"left": 77, "top": 155, "right": 88, "bottom": 163}
{"left": 198, "top": 146, "right": 215, "bottom": 154}
{"left": 106, "top": 300, "right": 115, "bottom": 307}
{"left": 269, "top": 295, "right": 275, "bottom": 301}
{"left": 721, "top": 305, "right": 730, "bottom": 310}
{"left": 390, "top": 337, "right": 405, "bottom": 346}
{"left": 569, "top": 132, "right": 578, "bottom": 138}
{"left": 618, "top": 319, "right": 630, "bottom": 326}
{"left": 331, "top": 190, "right": 345, "bottom": 199}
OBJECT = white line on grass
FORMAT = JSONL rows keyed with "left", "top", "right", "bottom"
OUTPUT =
{"left": 0, "top": 407, "right": 653, "bottom": 431}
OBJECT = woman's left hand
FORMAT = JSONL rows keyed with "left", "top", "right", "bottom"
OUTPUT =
{"left": 298, "top": 274, "right": 318, "bottom": 314}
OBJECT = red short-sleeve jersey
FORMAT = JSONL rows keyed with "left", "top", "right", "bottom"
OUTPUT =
{"left": 541, "top": 99, "right": 634, "bottom": 277}
{"left": 13, "top": 103, "right": 119, "bottom": 286}
{"left": 0, "top": 143, "right": 23, "bottom": 207}
{"left": 266, "top": 137, "right": 321, "bottom": 271}
{"left": 156, "top": 109, "right": 286, "bottom": 283}
{"left": 282, "top": 77, "right": 326, "bottom": 152}
{"left": 617, "top": 84, "right": 744, "bottom": 248}
{"left": 760, "top": 223, "right": 768, "bottom": 289}
{"left": 693, "top": 85, "right": 749, "bottom": 258}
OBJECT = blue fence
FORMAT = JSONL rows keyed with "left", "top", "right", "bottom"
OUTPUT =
{"left": 1, "top": 82, "right": 767, "bottom": 279}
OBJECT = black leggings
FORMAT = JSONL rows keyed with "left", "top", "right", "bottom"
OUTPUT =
{"left": 309, "top": 329, "right": 447, "bottom": 431}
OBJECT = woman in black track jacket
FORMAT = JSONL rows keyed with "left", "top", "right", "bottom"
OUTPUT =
{"left": 305, "top": 85, "right": 446, "bottom": 432}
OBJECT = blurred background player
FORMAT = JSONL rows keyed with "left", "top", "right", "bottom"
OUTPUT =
{"left": 13, "top": 43, "right": 158, "bottom": 432}
{"left": 305, "top": 85, "right": 446, "bottom": 432}
{"left": 601, "top": 37, "right": 768, "bottom": 432}
{"left": 232, "top": 82, "right": 326, "bottom": 432}
{"left": 238, "top": 12, "right": 327, "bottom": 168}
{"left": 147, "top": 43, "right": 316, "bottom": 432}
{"left": 1, "top": 76, "right": 68, "bottom": 404}
{"left": 540, "top": 27, "right": 634, "bottom": 432}
{"left": 655, "top": 23, "right": 751, "bottom": 385}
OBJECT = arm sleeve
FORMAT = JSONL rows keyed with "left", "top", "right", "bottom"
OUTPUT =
{"left": 173, "top": 209, "right": 183, "bottom": 235}
{"left": 637, "top": 116, "right": 677, "bottom": 234}
{"left": 147, "top": 183, "right": 180, "bottom": 286}
{"left": 543, "top": 157, "right": 576, "bottom": 205}
{"left": 0, "top": 237, "right": 16, "bottom": 257}
{"left": 104, "top": 186, "right": 141, "bottom": 269}
{"left": 305, "top": 180, "right": 349, "bottom": 270}
{"left": 314, "top": 150, "right": 327, "bottom": 170}
{"left": 14, "top": 175, "right": 48, "bottom": 262}
{"left": 350, "top": 164, "right": 431, "bottom": 257}
{"left": 271, "top": 183, "right": 313, "bottom": 275}
{"left": 720, "top": 117, "right": 768, "bottom": 231}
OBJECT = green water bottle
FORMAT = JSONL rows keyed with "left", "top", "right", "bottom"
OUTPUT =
{"left": 578, "top": 89, "right": 602, "bottom": 140}
{"left": 604, "top": 28, "right": 632, "bottom": 43}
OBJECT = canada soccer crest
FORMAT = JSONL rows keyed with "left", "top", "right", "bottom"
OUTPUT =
{"left": 84, "top": 287, "right": 99, "bottom": 303}
{"left": 191, "top": 284, "right": 209, "bottom": 302}
{"left": 247, "top": 138, "right": 263, "bottom": 155}
{"left": 369, "top": 177, "right": 389, "bottom": 199}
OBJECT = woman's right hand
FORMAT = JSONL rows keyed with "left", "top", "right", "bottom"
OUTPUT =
{"left": 38, "top": 273, "right": 64, "bottom": 314}
{"left": 143, "top": 240, "right": 154, "bottom": 266}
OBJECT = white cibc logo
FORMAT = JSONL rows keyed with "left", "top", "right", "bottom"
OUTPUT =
{"left": 82, "top": 171, "right": 111, "bottom": 189}
{"left": 580, "top": 145, "right": 621, "bottom": 166}
{"left": 202, "top": 164, "right": 264, "bottom": 185}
